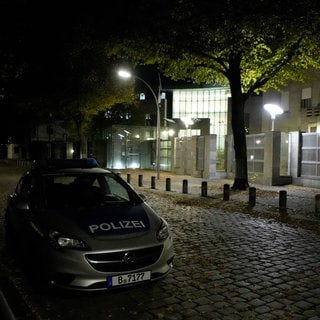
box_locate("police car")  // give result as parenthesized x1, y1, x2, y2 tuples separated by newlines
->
(5, 158, 174, 291)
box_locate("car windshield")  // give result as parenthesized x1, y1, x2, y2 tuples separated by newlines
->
(43, 173, 137, 209)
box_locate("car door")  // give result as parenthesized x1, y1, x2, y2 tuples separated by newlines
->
(7, 174, 41, 248)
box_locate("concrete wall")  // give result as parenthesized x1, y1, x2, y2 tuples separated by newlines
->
(172, 134, 217, 179)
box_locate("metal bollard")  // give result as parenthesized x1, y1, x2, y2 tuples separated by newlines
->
(127, 173, 131, 184)
(223, 184, 230, 201)
(182, 179, 188, 194)
(166, 178, 171, 191)
(138, 174, 143, 187)
(315, 194, 320, 216)
(201, 181, 208, 197)
(279, 190, 287, 215)
(151, 176, 156, 189)
(249, 187, 256, 207)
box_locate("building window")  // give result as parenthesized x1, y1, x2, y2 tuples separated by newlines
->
(308, 124, 317, 133)
(301, 87, 312, 109)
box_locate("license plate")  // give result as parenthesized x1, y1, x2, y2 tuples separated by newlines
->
(108, 271, 151, 287)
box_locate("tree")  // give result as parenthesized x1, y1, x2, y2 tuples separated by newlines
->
(0, 2, 136, 156)
(107, 0, 320, 189)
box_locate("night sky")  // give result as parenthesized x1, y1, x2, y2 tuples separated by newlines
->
(0, 1, 139, 143)
(0, 0, 181, 145)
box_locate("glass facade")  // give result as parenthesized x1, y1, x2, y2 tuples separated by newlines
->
(105, 87, 230, 172)
(105, 125, 172, 171)
(172, 87, 229, 155)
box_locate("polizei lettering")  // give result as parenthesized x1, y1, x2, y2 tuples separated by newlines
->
(89, 220, 146, 234)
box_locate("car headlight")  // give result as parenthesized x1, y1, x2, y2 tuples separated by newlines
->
(48, 230, 88, 250)
(156, 218, 170, 241)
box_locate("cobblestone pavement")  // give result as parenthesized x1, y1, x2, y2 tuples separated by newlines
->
(1, 166, 320, 319)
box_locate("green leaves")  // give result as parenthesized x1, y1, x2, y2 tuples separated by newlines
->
(106, 0, 320, 98)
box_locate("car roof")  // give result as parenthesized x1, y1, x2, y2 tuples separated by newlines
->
(30, 158, 112, 175)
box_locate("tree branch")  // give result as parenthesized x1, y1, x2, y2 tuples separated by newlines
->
(245, 36, 304, 98)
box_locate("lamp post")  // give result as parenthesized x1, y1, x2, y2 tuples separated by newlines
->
(118, 70, 162, 179)
(263, 104, 283, 131)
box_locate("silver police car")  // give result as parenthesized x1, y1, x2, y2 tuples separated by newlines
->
(5, 158, 174, 291)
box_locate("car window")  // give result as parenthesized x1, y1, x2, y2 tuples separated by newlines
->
(14, 174, 44, 210)
(103, 175, 131, 201)
(43, 173, 133, 209)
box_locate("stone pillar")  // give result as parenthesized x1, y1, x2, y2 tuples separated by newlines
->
(172, 137, 183, 175)
(288, 131, 301, 179)
(191, 136, 202, 177)
(203, 134, 217, 179)
(263, 131, 280, 185)
(263, 131, 292, 185)
(184, 137, 192, 175)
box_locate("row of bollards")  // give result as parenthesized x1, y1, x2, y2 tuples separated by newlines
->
(123, 173, 320, 216)
(126, 174, 204, 196)
(222, 183, 288, 214)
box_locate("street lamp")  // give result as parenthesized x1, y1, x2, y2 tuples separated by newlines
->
(118, 69, 162, 179)
(263, 104, 283, 131)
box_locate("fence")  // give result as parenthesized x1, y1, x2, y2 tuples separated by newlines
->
(247, 133, 265, 174)
(301, 132, 320, 177)
(6, 131, 320, 188)
(244, 131, 320, 188)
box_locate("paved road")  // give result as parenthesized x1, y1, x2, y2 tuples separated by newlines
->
(1, 167, 320, 319)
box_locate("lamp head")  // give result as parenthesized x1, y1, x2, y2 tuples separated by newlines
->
(118, 70, 132, 79)
(264, 104, 283, 119)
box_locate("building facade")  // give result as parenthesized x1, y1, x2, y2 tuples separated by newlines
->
(10, 70, 320, 187)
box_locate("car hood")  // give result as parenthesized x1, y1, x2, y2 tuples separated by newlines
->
(39, 203, 157, 237)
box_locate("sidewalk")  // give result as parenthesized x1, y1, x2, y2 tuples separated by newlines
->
(117, 169, 320, 232)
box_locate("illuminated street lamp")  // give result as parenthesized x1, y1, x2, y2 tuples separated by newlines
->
(263, 104, 283, 131)
(118, 69, 162, 179)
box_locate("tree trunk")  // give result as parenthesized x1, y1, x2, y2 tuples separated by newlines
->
(228, 57, 249, 190)
(80, 132, 88, 159)
(76, 118, 88, 159)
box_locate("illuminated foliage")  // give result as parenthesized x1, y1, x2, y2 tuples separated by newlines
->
(108, 0, 320, 189)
